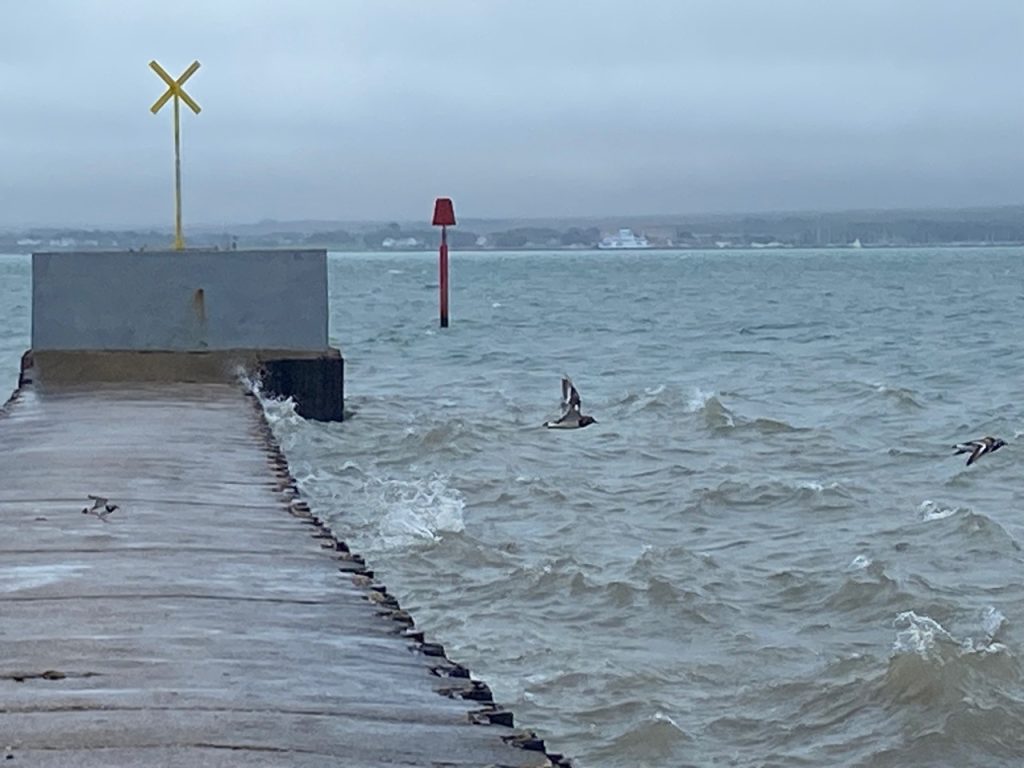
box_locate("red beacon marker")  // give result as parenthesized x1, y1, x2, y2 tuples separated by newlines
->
(431, 198, 456, 328)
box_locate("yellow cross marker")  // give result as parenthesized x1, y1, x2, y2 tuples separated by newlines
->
(150, 60, 201, 251)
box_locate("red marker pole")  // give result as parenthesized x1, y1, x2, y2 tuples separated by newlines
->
(439, 225, 449, 328)
(431, 197, 456, 329)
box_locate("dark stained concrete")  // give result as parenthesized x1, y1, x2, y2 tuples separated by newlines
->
(0, 383, 564, 766)
(260, 351, 344, 422)
(21, 349, 345, 421)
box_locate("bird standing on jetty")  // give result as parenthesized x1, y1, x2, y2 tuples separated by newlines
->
(82, 495, 119, 521)
(544, 375, 597, 429)
(953, 436, 1006, 466)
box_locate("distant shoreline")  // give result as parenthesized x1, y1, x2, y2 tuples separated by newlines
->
(4, 242, 1024, 257)
(6, 204, 1024, 254)
(318, 241, 1024, 253)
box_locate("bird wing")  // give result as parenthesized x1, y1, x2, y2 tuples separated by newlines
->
(966, 443, 986, 466)
(546, 410, 579, 428)
(954, 439, 983, 452)
(87, 494, 108, 509)
(546, 375, 586, 428)
(561, 376, 582, 410)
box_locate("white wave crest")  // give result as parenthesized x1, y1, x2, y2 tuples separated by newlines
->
(892, 611, 956, 656)
(981, 605, 1006, 638)
(652, 710, 686, 732)
(234, 366, 320, 494)
(236, 366, 304, 430)
(893, 609, 1007, 657)
(235, 365, 260, 395)
(797, 480, 846, 493)
(686, 387, 717, 412)
(261, 393, 303, 429)
(848, 554, 872, 570)
(918, 499, 959, 522)
(366, 473, 466, 548)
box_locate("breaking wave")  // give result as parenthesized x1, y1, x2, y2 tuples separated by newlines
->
(882, 610, 1016, 708)
(918, 499, 963, 521)
(361, 473, 466, 548)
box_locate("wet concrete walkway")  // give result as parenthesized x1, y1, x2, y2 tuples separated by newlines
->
(0, 383, 559, 767)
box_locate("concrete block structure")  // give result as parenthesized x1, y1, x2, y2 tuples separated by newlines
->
(24, 249, 344, 420)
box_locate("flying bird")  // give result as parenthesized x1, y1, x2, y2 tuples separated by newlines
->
(544, 375, 597, 429)
(953, 436, 1006, 466)
(82, 495, 119, 521)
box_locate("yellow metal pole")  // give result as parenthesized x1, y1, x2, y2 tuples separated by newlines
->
(173, 93, 184, 251)
(150, 60, 200, 251)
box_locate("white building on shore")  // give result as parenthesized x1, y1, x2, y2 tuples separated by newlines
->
(597, 228, 651, 249)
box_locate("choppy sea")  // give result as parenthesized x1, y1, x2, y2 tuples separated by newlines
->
(3, 247, 1024, 767)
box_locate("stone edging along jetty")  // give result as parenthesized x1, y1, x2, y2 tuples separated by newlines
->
(245, 389, 573, 767)
(0, 379, 572, 767)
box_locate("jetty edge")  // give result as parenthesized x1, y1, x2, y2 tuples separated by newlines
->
(0, 248, 572, 766)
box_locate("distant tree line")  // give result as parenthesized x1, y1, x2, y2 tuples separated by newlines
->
(290, 224, 602, 250)
(4, 210, 1024, 253)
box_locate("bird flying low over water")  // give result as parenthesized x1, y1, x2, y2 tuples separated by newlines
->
(544, 375, 597, 429)
(82, 494, 119, 521)
(953, 436, 1006, 466)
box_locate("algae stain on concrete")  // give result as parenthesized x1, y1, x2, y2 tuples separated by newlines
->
(191, 287, 209, 349)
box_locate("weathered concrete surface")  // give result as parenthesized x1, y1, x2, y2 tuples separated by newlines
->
(32, 250, 328, 351)
(28, 249, 345, 421)
(21, 349, 345, 422)
(0, 384, 561, 766)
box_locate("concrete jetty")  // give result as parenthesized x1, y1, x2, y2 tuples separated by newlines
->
(0, 250, 570, 766)
(29, 249, 344, 421)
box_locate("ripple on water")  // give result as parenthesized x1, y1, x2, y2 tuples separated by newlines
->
(690, 477, 858, 513)
(588, 710, 695, 766)
(234, 249, 1024, 767)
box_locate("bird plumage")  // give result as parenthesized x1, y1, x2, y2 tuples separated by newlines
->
(544, 375, 596, 429)
(953, 436, 1006, 466)
(82, 495, 119, 521)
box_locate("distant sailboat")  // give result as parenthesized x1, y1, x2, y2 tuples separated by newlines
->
(850, 238, 863, 249)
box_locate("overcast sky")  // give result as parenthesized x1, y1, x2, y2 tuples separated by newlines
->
(1, 1, 1022, 228)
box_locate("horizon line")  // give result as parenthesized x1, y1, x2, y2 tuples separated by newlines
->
(5, 200, 1024, 233)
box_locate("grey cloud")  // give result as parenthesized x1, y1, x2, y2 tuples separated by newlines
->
(2, 0, 1022, 228)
